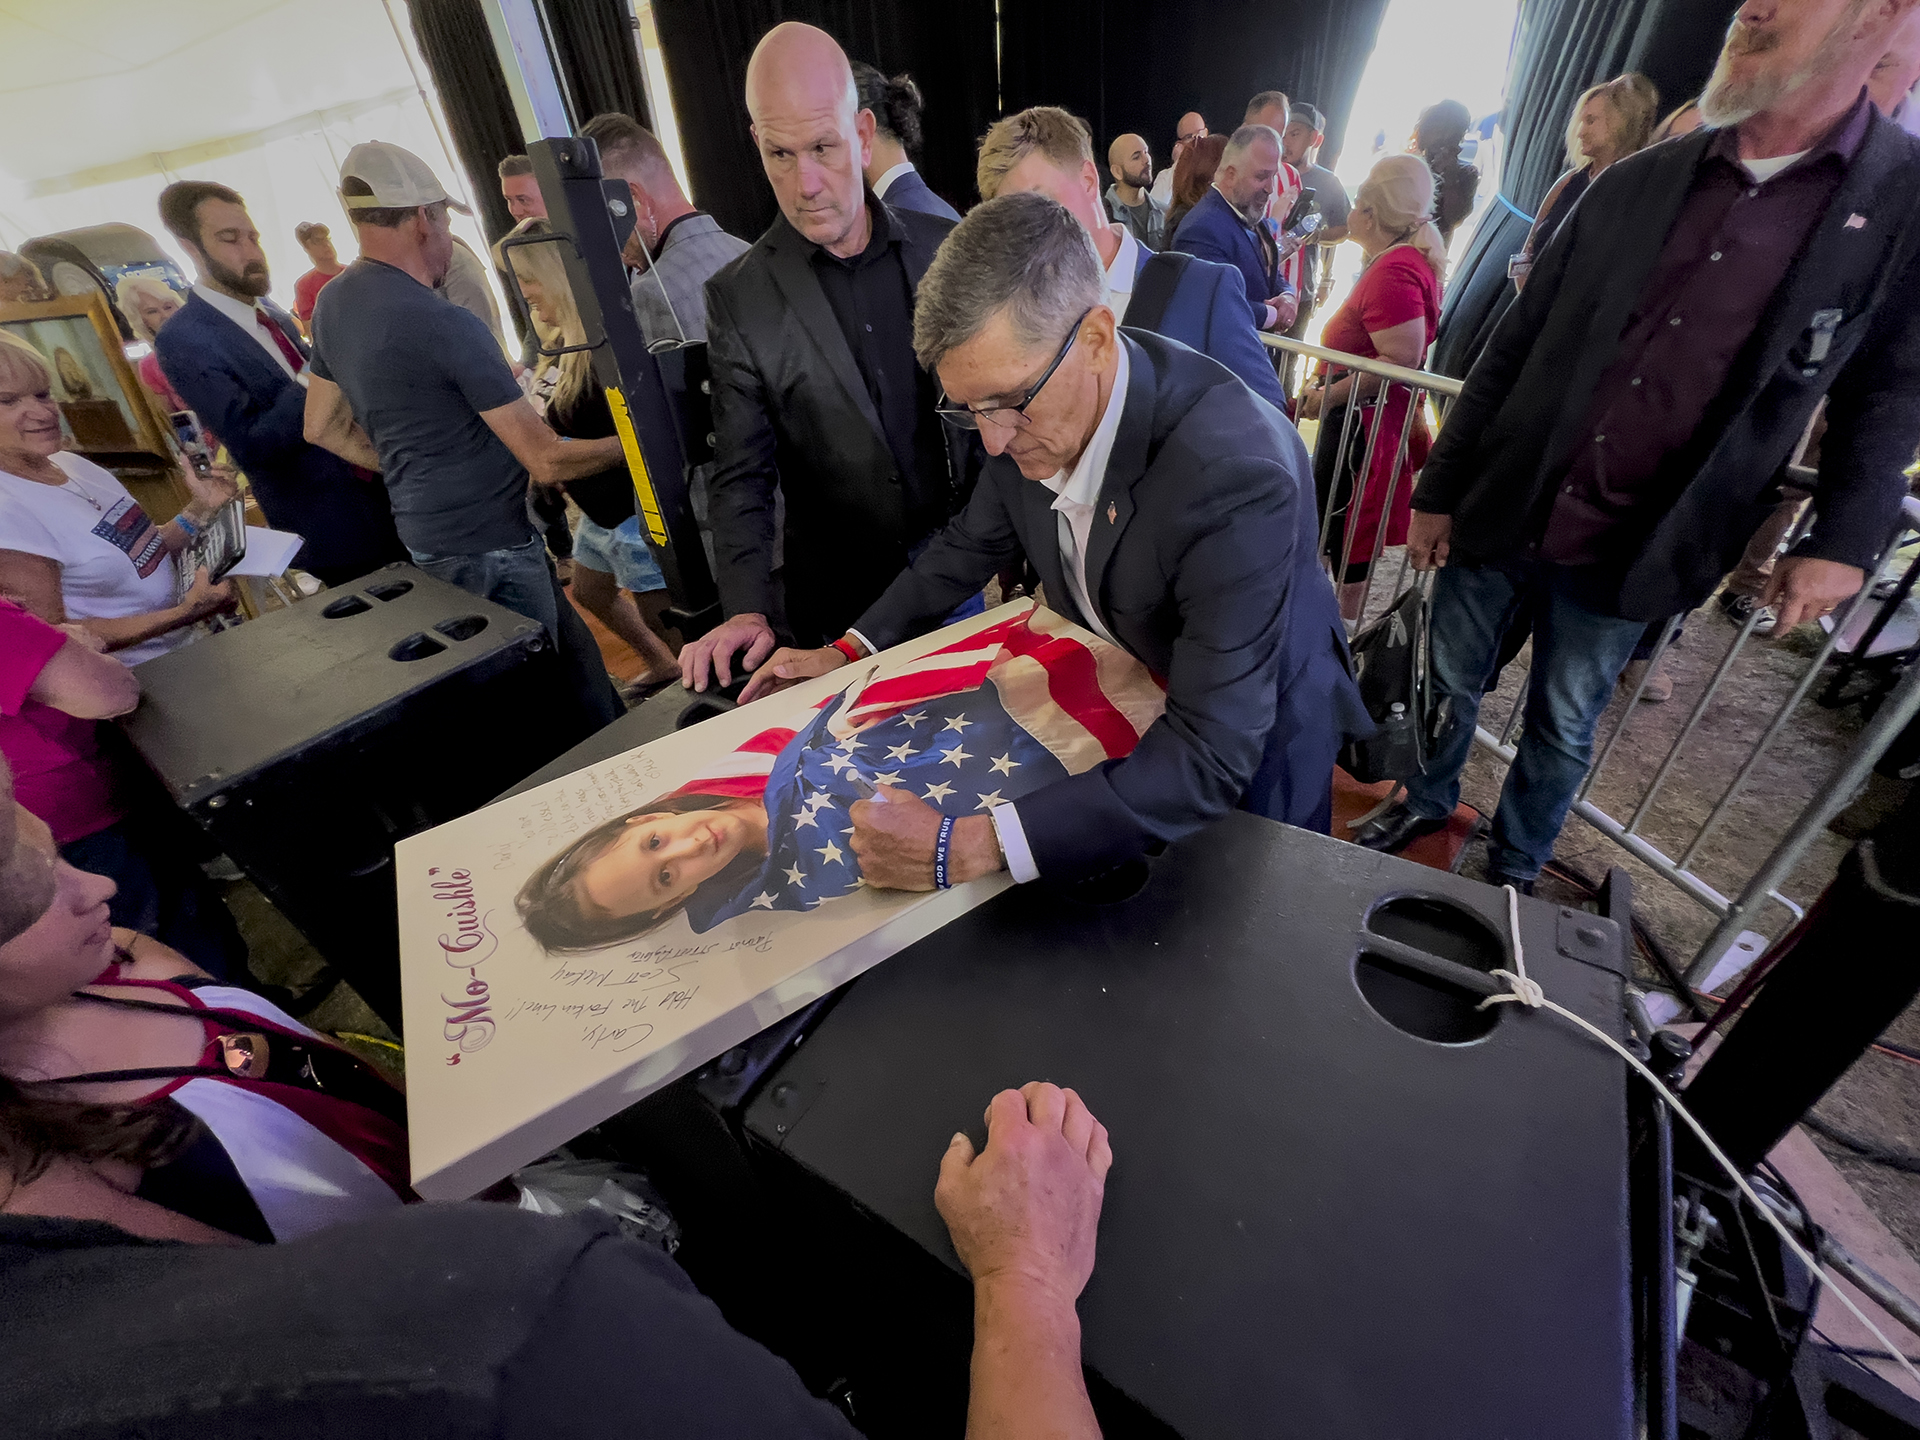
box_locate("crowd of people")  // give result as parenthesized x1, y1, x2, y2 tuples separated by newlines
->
(3, 0, 1920, 1430)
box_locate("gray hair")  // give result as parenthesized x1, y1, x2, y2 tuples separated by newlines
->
(1222, 123, 1282, 168)
(912, 192, 1103, 370)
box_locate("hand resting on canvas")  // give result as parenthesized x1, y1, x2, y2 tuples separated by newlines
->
(850, 786, 1004, 890)
(736, 641, 848, 703)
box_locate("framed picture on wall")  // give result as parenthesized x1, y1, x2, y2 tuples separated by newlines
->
(0, 291, 174, 463)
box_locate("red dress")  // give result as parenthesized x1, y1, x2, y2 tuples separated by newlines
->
(1315, 245, 1442, 576)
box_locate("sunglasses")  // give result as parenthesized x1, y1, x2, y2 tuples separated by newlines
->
(935, 309, 1093, 432)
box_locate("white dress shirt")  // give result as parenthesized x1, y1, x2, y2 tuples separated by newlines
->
(193, 284, 301, 382)
(1104, 225, 1140, 323)
(872, 161, 917, 200)
(986, 341, 1133, 883)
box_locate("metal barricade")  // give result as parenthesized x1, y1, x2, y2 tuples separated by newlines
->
(1260, 330, 1920, 989)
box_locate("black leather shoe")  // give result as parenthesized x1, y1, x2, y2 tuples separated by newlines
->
(1486, 871, 1536, 896)
(1351, 803, 1448, 853)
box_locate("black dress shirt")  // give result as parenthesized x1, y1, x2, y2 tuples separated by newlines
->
(809, 199, 948, 534)
(1541, 94, 1872, 566)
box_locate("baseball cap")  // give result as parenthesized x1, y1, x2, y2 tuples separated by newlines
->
(338, 141, 472, 214)
(1292, 104, 1326, 134)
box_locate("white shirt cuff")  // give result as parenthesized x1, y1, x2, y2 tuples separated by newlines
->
(989, 802, 1039, 884)
(844, 628, 876, 658)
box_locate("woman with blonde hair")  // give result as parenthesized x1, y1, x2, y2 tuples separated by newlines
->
(113, 275, 191, 418)
(0, 334, 235, 666)
(496, 219, 680, 695)
(1516, 74, 1660, 285)
(1299, 154, 1446, 619)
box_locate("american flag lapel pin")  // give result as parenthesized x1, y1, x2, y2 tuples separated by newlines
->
(1844, 213, 1867, 229)
(1106, 501, 1117, 524)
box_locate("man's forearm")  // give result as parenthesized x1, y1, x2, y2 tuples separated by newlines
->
(966, 1276, 1097, 1440)
(534, 434, 626, 485)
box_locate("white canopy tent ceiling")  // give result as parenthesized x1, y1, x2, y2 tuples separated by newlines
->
(0, 0, 501, 319)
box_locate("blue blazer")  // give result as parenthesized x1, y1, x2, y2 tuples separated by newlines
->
(878, 167, 961, 222)
(853, 331, 1370, 878)
(155, 293, 404, 582)
(1131, 243, 1287, 410)
(1171, 187, 1292, 314)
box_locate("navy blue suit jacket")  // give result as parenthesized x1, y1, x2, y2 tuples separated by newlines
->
(1132, 244, 1286, 410)
(879, 168, 961, 222)
(1171, 187, 1291, 315)
(853, 331, 1368, 879)
(155, 293, 404, 582)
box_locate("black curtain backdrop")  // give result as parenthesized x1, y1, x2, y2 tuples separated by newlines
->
(548, 0, 654, 130)
(1431, 0, 1736, 377)
(406, 0, 653, 249)
(650, 0, 999, 241)
(998, 0, 1390, 175)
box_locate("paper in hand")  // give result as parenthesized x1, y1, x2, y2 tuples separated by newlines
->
(225, 526, 305, 578)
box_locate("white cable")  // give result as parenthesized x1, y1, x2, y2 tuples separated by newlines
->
(1478, 884, 1920, 1391)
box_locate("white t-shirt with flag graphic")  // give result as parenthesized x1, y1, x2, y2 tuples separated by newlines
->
(0, 451, 189, 665)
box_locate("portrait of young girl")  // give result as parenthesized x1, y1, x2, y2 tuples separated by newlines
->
(514, 608, 1167, 955)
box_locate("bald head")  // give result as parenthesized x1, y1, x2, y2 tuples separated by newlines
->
(745, 22, 875, 255)
(1107, 133, 1152, 192)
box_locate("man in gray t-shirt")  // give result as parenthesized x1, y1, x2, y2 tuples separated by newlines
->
(304, 141, 623, 727)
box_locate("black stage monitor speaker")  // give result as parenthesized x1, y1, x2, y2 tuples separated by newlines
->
(122, 565, 598, 1028)
(729, 817, 1640, 1439)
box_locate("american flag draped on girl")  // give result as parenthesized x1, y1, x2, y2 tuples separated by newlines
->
(516, 607, 1165, 954)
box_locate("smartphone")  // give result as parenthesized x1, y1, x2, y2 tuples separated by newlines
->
(1281, 188, 1317, 233)
(169, 410, 215, 476)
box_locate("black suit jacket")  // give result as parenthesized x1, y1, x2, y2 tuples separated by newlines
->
(1415, 108, 1920, 620)
(155, 293, 404, 583)
(704, 205, 975, 645)
(854, 332, 1368, 879)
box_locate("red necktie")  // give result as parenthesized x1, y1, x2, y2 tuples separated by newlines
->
(255, 307, 305, 376)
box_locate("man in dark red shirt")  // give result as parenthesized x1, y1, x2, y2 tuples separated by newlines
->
(1357, 0, 1920, 889)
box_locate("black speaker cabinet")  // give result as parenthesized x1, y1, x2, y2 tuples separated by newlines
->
(725, 817, 1639, 1439)
(121, 565, 595, 1028)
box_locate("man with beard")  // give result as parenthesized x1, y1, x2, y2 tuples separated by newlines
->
(1353, 0, 1920, 895)
(1168, 124, 1298, 335)
(301, 144, 622, 731)
(1105, 134, 1165, 250)
(154, 181, 405, 586)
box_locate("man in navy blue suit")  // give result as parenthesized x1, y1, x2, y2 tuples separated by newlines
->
(854, 62, 962, 221)
(154, 181, 404, 587)
(738, 193, 1367, 892)
(1169, 124, 1299, 338)
(975, 107, 1286, 411)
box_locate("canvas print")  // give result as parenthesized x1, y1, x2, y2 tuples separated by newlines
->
(397, 602, 1166, 1199)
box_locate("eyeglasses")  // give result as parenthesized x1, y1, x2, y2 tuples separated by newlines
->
(935, 309, 1092, 432)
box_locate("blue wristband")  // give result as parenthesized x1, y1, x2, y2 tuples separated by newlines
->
(933, 814, 957, 890)
(174, 512, 200, 540)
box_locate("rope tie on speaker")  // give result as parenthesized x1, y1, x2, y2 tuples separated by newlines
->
(1478, 885, 1543, 1011)
(1479, 883, 1920, 1388)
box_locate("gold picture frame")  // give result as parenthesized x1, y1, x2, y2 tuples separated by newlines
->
(0, 290, 175, 464)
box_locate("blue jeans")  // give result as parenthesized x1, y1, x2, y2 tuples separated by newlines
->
(1404, 561, 1648, 882)
(407, 535, 621, 728)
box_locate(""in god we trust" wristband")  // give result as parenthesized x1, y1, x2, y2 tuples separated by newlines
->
(933, 814, 957, 890)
